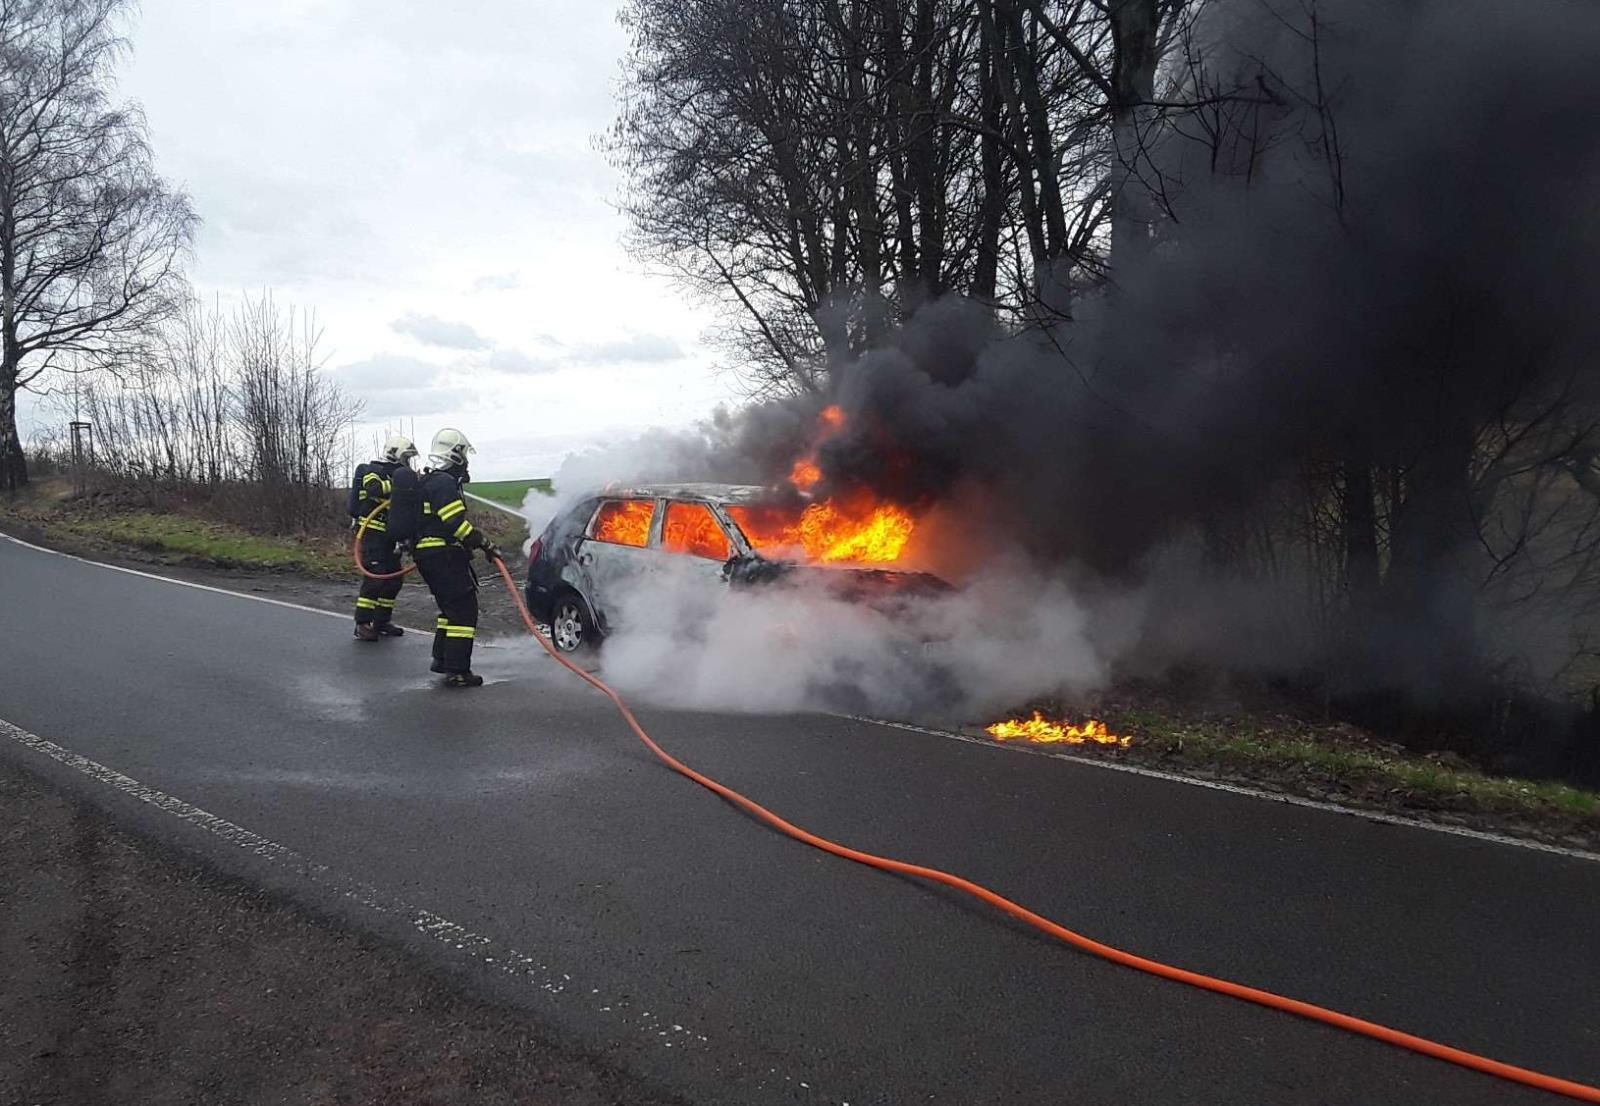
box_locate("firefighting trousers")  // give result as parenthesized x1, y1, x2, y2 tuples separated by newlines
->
(416, 547, 478, 673)
(355, 535, 404, 625)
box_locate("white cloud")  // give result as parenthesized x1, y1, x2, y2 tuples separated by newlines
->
(362, 385, 477, 418)
(335, 352, 444, 390)
(64, 0, 743, 479)
(472, 271, 522, 292)
(573, 332, 685, 364)
(391, 311, 491, 351)
(488, 347, 554, 375)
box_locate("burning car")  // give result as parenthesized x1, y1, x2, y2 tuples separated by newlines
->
(524, 483, 950, 653)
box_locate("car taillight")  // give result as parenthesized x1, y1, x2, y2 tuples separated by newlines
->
(527, 538, 543, 563)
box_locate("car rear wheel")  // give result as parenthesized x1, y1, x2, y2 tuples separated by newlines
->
(550, 592, 598, 654)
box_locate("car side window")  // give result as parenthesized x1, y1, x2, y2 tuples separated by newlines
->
(589, 499, 655, 547)
(661, 501, 731, 561)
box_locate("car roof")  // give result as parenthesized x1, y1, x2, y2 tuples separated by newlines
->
(593, 482, 771, 504)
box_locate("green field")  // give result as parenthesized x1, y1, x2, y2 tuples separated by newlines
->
(469, 478, 553, 507)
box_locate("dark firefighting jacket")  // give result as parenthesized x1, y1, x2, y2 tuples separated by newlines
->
(414, 466, 485, 554)
(347, 460, 407, 538)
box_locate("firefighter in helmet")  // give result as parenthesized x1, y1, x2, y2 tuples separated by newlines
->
(412, 428, 500, 687)
(349, 433, 419, 640)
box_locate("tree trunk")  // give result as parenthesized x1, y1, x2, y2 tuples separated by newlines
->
(1382, 420, 1480, 696)
(1342, 457, 1379, 612)
(1, 170, 22, 493)
(0, 366, 26, 493)
(845, 0, 882, 343)
(973, 0, 1004, 304)
(992, 0, 1072, 322)
(910, 0, 942, 305)
(1107, 0, 1160, 270)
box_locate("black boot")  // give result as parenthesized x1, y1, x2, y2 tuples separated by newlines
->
(376, 623, 405, 637)
(354, 623, 380, 642)
(441, 671, 484, 688)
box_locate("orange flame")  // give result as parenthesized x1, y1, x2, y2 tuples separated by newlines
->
(743, 402, 918, 564)
(800, 498, 915, 563)
(790, 458, 823, 492)
(985, 713, 1132, 748)
(728, 497, 914, 564)
(788, 405, 846, 495)
(592, 498, 654, 547)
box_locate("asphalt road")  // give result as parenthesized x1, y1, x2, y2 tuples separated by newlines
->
(2, 533, 1596, 1106)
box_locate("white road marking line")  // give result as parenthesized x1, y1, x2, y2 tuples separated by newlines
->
(0, 528, 441, 638)
(848, 715, 1600, 864)
(8, 526, 1590, 864)
(0, 715, 711, 1055)
(1, 528, 353, 621)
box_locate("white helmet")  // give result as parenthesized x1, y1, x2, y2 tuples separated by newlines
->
(428, 427, 476, 469)
(379, 433, 418, 465)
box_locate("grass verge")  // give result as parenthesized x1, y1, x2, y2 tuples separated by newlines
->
(1, 480, 348, 577)
(73, 511, 347, 575)
(2, 478, 528, 580)
(1133, 710, 1596, 814)
(992, 701, 1600, 848)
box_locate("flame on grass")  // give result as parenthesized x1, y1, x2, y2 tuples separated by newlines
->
(985, 712, 1132, 748)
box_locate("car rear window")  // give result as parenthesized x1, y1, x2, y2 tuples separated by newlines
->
(589, 499, 654, 547)
(661, 501, 730, 561)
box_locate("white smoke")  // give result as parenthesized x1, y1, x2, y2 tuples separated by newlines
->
(519, 417, 759, 553)
(510, 416, 1162, 721)
(587, 554, 1138, 721)
(518, 483, 561, 550)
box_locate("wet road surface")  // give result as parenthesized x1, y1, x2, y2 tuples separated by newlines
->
(2, 534, 1596, 1105)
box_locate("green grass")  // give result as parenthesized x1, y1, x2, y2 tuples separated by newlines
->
(1117, 708, 1600, 824)
(0, 477, 532, 575)
(470, 478, 553, 507)
(55, 510, 348, 577)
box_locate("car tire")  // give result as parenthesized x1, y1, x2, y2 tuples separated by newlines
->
(549, 590, 599, 654)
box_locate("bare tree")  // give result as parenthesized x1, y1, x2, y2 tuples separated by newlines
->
(612, 0, 1213, 390)
(231, 293, 357, 532)
(0, 0, 194, 492)
(65, 291, 360, 532)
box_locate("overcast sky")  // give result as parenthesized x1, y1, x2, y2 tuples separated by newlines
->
(21, 0, 739, 479)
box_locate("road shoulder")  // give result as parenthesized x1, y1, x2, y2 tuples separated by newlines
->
(0, 756, 689, 1106)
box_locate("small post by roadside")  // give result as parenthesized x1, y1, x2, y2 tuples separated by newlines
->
(69, 419, 94, 496)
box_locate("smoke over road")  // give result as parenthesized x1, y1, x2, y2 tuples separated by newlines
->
(594, 556, 1132, 719)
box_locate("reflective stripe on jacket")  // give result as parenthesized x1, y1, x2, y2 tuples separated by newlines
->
(348, 460, 404, 532)
(415, 468, 482, 552)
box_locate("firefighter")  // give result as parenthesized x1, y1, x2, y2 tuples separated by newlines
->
(414, 428, 500, 688)
(349, 433, 419, 641)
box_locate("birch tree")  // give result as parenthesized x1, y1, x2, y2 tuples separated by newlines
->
(0, 0, 194, 491)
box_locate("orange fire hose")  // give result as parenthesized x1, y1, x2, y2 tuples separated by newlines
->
(353, 516, 1599, 1101)
(353, 502, 416, 580)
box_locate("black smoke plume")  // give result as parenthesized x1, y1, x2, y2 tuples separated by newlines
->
(760, 0, 1600, 770)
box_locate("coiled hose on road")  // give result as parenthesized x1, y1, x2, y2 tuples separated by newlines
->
(353, 510, 1599, 1102)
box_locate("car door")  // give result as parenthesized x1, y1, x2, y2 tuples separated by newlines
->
(658, 499, 736, 586)
(529, 496, 599, 617)
(574, 497, 660, 633)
